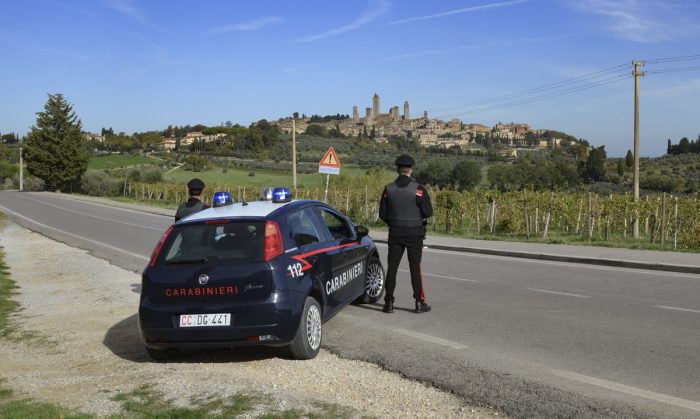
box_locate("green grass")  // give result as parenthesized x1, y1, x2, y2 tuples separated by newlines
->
(0, 218, 19, 339)
(0, 382, 91, 419)
(88, 154, 159, 170)
(164, 165, 387, 189)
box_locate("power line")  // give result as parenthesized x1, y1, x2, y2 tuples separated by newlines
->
(435, 73, 632, 117)
(645, 54, 700, 65)
(646, 65, 700, 75)
(430, 62, 631, 113)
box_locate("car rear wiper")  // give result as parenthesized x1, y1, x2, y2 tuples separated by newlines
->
(165, 257, 208, 265)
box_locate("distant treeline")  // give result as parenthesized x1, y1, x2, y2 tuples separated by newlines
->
(667, 136, 700, 155)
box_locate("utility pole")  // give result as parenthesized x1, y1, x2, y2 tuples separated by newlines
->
(292, 118, 297, 189)
(19, 141, 24, 191)
(633, 61, 644, 238)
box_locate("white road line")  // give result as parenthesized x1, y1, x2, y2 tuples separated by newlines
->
(526, 288, 590, 298)
(0, 204, 150, 261)
(654, 305, 700, 314)
(393, 328, 468, 350)
(398, 268, 480, 283)
(417, 246, 700, 280)
(552, 369, 700, 412)
(19, 195, 163, 231)
(34, 192, 171, 218)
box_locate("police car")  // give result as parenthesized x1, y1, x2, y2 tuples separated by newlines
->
(139, 188, 385, 360)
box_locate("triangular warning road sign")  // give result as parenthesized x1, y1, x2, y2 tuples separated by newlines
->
(319, 147, 341, 168)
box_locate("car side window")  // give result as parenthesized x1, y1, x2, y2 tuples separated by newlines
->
(318, 209, 353, 240)
(286, 209, 322, 247)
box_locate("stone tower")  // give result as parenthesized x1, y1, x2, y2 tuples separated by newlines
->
(352, 106, 359, 123)
(365, 107, 373, 126)
(373, 93, 380, 118)
(391, 106, 400, 123)
(403, 101, 409, 120)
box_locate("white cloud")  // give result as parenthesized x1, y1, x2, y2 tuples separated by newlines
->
(209, 16, 284, 34)
(385, 0, 529, 25)
(292, 0, 390, 43)
(568, 0, 700, 42)
(101, 0, 147, 23)
(384, 34, 575, 61)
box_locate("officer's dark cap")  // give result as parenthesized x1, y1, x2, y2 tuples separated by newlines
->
(394, 154, 415, 167)
(187, 178, 205, 192)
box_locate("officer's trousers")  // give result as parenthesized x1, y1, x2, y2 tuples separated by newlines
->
(384, 235, 426, 303)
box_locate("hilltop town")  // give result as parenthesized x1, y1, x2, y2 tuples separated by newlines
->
(79, 93, 581, 158)
(273, 93, 579, 156)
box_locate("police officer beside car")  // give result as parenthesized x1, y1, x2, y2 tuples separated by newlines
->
(379, 155, 433, 314)
(175, 178, 210, 222)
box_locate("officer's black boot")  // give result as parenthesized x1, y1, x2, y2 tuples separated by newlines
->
(382, 300, 394, 313)
(415, 300, 431, 314)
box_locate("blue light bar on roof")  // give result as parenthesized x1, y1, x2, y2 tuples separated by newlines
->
(272, 187, 292, 203)
(212, 191, 233, 207)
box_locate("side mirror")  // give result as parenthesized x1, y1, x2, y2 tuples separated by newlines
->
(355, 225, 369, 238)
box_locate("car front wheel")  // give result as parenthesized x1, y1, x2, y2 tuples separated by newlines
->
(356, 256, 385, 304)
(288, 297, 322, 360)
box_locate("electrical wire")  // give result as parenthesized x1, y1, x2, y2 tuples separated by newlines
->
(437, 74, 632, 117)
(426, 56, 698, 119)
(646, 65, 700, 75)
(645, 54, 700, 65)
(430, 62, 631, 113)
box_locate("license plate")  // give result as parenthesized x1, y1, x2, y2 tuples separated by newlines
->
(179, 313, 231, 327)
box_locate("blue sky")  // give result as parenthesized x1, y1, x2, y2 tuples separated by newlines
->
(1, 0, 700, 156)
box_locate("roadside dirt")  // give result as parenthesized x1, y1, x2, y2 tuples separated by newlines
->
(0, 222, 497, 418)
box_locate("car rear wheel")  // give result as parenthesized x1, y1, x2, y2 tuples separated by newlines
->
(288, 297, 322, 360)
(145, 346, 180, 361)
(356, 256, 385, 304)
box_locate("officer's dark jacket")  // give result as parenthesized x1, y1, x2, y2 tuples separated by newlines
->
(379, 175, 433, 237)
(175, 198, 209, 222)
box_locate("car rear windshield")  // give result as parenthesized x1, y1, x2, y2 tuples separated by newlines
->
(158, 221, 266, 265)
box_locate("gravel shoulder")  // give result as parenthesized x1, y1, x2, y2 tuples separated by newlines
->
(0, 221, 498, 418)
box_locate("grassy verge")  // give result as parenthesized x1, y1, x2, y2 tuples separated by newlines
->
(108, 384, 362, 419)
(0, 382, 92, 419)
(0, 213, 21, 340)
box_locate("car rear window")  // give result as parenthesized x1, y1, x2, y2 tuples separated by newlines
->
(158, 221, 265, 265)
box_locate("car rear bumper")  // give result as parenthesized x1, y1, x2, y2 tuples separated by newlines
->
(138, 289, 303, 349)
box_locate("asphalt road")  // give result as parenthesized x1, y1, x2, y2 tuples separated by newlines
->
(1, 191, 699, 419)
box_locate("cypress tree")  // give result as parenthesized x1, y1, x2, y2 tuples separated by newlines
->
(24, 93, 89, 191)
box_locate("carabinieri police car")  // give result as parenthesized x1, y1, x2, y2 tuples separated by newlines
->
(139, 188, 385, 360)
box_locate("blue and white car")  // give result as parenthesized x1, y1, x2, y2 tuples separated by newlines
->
(139, 188, 385, 360)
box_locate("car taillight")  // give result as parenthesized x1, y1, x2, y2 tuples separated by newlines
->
(149, 226, 174, 267)
(264, 220, 284, 261)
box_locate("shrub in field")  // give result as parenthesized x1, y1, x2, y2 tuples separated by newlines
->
(142, 169, 164, 184)
(80, 171, 122, 196)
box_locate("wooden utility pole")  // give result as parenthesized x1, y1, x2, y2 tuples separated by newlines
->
(19, 142, 24, 191)
(633, 60, 644, 238)
(292, 118, 297, 189)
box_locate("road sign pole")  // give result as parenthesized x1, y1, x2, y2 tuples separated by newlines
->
(323, 174, 330, 203)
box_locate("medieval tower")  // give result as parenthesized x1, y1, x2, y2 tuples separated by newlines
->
(373, 93, 380, 118)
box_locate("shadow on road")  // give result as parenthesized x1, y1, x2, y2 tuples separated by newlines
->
(103, 314, 286, 363)
(353, 302, 416, 314)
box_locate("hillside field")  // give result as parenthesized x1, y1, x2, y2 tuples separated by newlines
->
(88, 154, 160, 170)
(164, 165, 395, 189)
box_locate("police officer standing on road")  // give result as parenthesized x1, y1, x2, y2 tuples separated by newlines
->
(175, 178, 209, 222)
(379, 155, 433, 314)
